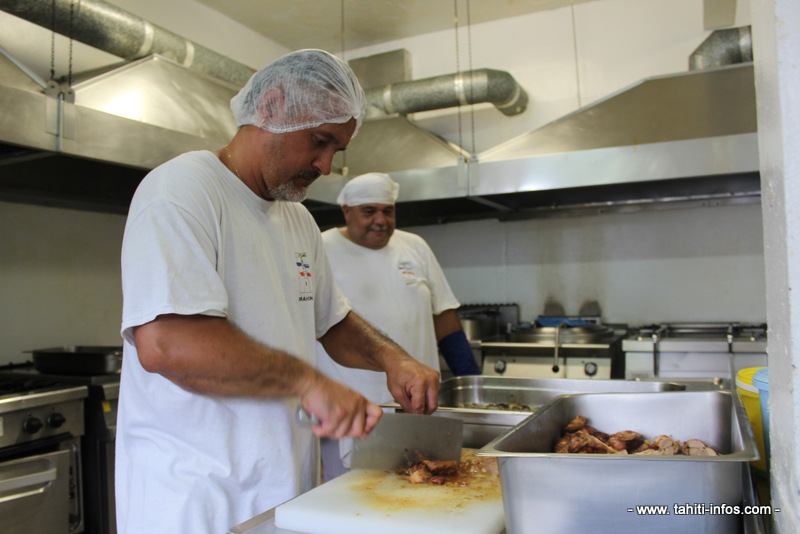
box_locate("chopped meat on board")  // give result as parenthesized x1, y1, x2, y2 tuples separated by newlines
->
(402, 450, 498, 485)
(554, 416, 721, 456)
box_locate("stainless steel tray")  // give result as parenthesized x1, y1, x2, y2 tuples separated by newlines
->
(31, 346, 123, 375)
(478, 390, 758, 533)
(437, 376, 686, 409)
(387, 376, 687, 448)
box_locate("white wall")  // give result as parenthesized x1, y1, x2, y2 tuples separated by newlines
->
(414, 203, 765, 324)
(0, 202, 127, 364)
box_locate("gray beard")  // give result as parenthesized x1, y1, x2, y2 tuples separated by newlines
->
(268, 181, 308, 202)
(267, 172, 318, 202)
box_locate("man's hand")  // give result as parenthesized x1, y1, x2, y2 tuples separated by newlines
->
(319, 311, 441, 415)
(300, 375, 383, 439)
(383, 353, 440, 414)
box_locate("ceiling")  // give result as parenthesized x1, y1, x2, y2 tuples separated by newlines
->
(192, 0, 597, 52)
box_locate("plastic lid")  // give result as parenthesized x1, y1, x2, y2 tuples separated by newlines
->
(752, 367, 769, 389)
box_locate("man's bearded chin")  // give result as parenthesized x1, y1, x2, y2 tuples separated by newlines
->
(268, 171, 319, 202)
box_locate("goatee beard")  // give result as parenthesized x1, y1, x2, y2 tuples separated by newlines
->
(267, 171, 319, 202)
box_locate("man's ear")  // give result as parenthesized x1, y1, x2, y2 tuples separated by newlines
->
(257, 87, 286, 124)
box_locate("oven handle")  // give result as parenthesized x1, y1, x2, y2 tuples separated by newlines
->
(69, 439, 84, 531)
(0, 465, 57, 504)
(552, 322, 565, 373)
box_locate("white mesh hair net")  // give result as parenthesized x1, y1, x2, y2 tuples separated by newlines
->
(230, 49, 367, 137)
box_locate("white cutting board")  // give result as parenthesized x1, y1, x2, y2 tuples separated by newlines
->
(275, 462, 504, 534)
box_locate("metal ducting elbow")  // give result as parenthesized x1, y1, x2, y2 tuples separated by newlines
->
(689, 25, 752, 70)
(0, 0, 255, 86)
(365, 68, 528, 117)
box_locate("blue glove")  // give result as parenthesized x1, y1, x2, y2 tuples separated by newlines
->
(438, 330, 481, 376)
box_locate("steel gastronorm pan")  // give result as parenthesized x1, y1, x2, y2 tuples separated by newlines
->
(386, 377, 691, 448)
(31, 346, 122, 375)
(426, 376, 686, 447)
(478, 390, 758, 534)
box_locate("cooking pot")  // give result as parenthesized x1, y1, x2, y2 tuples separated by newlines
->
(31, 346, 122, 375)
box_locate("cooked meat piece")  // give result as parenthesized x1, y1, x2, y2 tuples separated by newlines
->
(650, 435, 680, 455)
(681, 439, 719, 456)
(582, 432, 627, 454)
(430, 476, 446, 485)
(556, 416, 722, 457)
(584, 425, 610, 441)
(556, 429, 625, 454)
(421, 460, 458, 475)
(606, 437, 628, 451)
(608, 430, 645, 453)
(555, 435, 572, 453)
(407, 466, 432, 484)
(564, 415, 588, 433)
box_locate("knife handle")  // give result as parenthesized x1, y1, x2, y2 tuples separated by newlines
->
(295, 406, 321, 427)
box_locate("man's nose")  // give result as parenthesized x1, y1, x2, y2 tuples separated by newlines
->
(372, 210, 388, 225)
(313, 150, 336, 176)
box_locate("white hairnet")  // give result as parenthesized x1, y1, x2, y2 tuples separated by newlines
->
(337, 173, 400, 206)
(230, 49, 367, 137)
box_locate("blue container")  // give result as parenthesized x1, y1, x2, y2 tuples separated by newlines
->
(752, 367, 770, 468)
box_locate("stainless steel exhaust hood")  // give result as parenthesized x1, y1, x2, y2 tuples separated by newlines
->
(0, 51, 239, 212)
(0, 0, 759, 225)
(310, 61, 759, 228)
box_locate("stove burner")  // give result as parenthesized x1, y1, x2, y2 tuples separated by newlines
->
(0, 375, 63, 396)
(511, 323, 615, 344)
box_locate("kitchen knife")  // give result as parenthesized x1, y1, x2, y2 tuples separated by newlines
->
(350, 412, 463, 471)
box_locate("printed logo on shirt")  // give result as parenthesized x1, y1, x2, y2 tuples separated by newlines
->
(398, 261, 420, 285)
(296, 252, 313, 301)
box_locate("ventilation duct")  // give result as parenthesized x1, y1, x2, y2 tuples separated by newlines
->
(0, 0, 255, 86)
(689, 25, 753, 70)
(365, 69, 528, 117)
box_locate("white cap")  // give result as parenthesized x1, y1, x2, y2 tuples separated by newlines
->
(336, 173, 400, 206)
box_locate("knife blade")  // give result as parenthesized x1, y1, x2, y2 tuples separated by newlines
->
(350, 412, 463, 471)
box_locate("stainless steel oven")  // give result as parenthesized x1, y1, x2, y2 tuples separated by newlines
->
(0, 365, 119, 534)
(623, 322, 768, 379)
(0, 377, 87, 533)
(480, 319, 626, 379)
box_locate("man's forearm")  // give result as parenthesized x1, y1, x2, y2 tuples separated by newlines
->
(134, 314, 320, 398)
(318, 311, 403, 371)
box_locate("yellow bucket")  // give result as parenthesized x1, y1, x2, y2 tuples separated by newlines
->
(736, 367, 767, 473)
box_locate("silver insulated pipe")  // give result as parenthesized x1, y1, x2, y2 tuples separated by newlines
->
(689, 25, 752, 70)
(1, 0, 528, 118)
(366, 68, 528, 117)
(0, 0, 256, 86)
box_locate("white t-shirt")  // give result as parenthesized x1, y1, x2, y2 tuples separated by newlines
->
(117, 151, 349, 534)
(316, 228, 459, 405)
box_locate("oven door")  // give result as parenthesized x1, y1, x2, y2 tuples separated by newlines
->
(0, 448, 70, 534)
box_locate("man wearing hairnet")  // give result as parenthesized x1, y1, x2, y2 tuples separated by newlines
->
(117, 50, 439, 534)
(317, 172, 481, 480)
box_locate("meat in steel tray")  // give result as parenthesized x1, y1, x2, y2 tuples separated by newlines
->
(275, 450, 504, 534)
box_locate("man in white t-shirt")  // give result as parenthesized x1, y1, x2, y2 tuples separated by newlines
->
(316, 172, 480, 480)
(117, 51, 439, 534)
